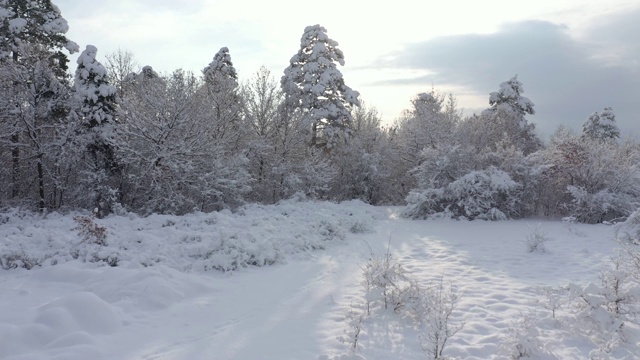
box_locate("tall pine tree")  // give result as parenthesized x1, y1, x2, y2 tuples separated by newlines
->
(0, 0, 77, 206)
(281, 24, 360, 148)
(73, 44, 119, 216)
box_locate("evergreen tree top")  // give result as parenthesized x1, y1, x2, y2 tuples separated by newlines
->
(485, 75, 535, 117)
(0, 0, 79, 60)
(582, 106, 620, 141)
(203, 46, 237, 81)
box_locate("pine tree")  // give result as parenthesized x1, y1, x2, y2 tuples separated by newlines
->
(0, 0, 78, 201)
(484, 75, 535, 118)
(0, 44, 72, 210)
(203, 46, 243, 145)
(73, 44, 119, 216)
(582, 107, 620, 141)
(281, 24, 360, 148)
(477, 75, 541, 155)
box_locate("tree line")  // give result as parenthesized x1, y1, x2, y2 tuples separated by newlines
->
(1, 0, 638, 223)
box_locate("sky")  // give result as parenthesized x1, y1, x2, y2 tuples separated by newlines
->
(55, 0, 640, 138)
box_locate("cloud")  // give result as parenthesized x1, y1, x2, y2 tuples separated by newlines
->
(375, 11, 640, 138)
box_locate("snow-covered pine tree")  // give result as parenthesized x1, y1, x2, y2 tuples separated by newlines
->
(0, 0, 78, 201)
(582, 107, 620, 142)
(478, 75, 541, 155)
(0, 44, 72, 210)
(0, 0, 79, 69)
(73, 45, 120, 216)
(202, 46, 244, 147)
(281, 24, 360, 148)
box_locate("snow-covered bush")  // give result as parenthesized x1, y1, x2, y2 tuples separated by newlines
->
(615, 209, 640, 245)
(0, 250, 40, 270)
(0, 199, 377, 272)
(448, 168, 520, 220)
(361, 243, 419, 313)
(348, 243, 463, 359)
(404, 167, 521, 220)
(561, 250, 640, 357)
(499, 312, 547, 359)
(73, 213, 107, 246)
(566, 186, 629, 225)
(524, 223, 549, 254)
(416, 277, 465, 360)
(542, 129, 640, 223)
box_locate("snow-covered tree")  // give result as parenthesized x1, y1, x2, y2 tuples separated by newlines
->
(73, 45, 120, 216)
(0, 0, 78, 67)
(391, 91, 461, 200)
(241, 66, 285, 203)
(541, 127, 640, 223)
(104, 48, 138, 99)
(119, 68, 251, 214)
(582, 107, 620, 142)
(281, 24, 360, 148)
(470, 75, 541, 155)
(202, 46, 244, 148)
(75, 45, 117, 129)
(484, 75, 535, 118)
(0, 44, 73, 210)
(331, 103, 395, 204)
(0, 0, 78, 201)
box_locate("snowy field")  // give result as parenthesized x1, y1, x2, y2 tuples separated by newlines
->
(1, 200, 638, 359)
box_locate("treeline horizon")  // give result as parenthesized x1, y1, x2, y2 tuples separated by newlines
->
(1, 1, 638, 224)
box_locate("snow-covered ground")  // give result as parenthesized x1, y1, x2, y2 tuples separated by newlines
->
(0, 200, 637, 359)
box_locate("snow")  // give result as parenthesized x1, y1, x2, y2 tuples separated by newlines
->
(1, 201, 638, 359)
(8, 18, 27, 34)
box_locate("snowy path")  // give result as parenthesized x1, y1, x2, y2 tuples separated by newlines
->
(0, 206, 620, 359)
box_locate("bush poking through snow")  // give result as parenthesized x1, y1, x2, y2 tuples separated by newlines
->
(73, 213, 107, 246)
(361, 240, 420, 313)
(340, 305, 367, 353)
(348, 241, 463, 359)
(525, 223, 549, 253)
(559, 248, 640, 356)
(0, 250, 39, 270)
(2, 200, 377, 273)
(416, 276, 465, 360)
(499, 312, 547, 359)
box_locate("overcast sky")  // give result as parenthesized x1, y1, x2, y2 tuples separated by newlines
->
(56, 0, 639, 138)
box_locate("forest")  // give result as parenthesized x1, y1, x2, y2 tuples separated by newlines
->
(1, 0, 639, 224)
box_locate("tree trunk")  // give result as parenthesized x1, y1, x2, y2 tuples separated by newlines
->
(37, 153, 45, 211)
(11, 134, 20, 198)
(11, 50, 20, 199)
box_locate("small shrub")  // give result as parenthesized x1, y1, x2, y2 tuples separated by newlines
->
(560, 250, 640, 356)
(0, 251, 39, 270)
(361, 242, 419, 313)
(349, 220, 373, 234)
(352, 241, 463, 360)
(615, 209, 640, 245)
(318, 220, 346, 241)
(525, 223, 550, 253)
(499, 312, 546, 359)
(73, 213, 108, 246)
(416, 276, 465, 360)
